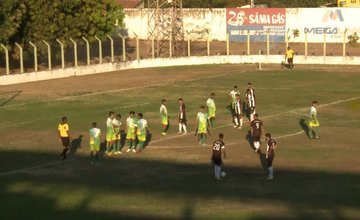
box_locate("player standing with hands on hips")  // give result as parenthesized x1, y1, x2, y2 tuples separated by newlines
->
(58, 116, 71, 160)
(212, 133, 226, 180)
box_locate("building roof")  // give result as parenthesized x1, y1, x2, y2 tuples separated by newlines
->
(115, 0, 143, 8)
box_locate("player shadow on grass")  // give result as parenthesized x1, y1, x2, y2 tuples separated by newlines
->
(245, 131, 267, 171)
(299, 119, 310, 138)
(69, 135, 83, 156)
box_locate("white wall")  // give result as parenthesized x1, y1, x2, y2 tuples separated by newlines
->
(124, 8, 360, 43)
(2, 55, 360, 85)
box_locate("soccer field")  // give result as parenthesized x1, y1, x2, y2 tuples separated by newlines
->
(0, 64, 360, 220)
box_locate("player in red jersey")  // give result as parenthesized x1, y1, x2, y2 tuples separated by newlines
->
(250, 113, 265, 153)
(265, 133, 277, 180)
(212, 133, 226, 180)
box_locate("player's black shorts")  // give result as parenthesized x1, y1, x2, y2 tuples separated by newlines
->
(61, 137, 70, 147)
(266, 156, 274, 167)
(179, 117, 187, 124)
(288, 58, 293, 63)
(212, 157, 222, 166)
(252, 136, 260, 142)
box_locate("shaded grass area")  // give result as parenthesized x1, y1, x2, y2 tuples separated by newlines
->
(0, 152, 360, 220)
(0, 66, 360, 219)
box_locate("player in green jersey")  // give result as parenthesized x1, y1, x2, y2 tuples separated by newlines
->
(135, 113, 148, 153)
(160, 99, 169, 135)
(126, 111, 137, 153)
(196, 106, 210, 146)
(105, 111, 115, 156)
(207, 93, 216, 128)
(89, 122, 101, 164)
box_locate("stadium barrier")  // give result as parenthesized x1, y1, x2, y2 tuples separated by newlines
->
(1, 33, 360, 85)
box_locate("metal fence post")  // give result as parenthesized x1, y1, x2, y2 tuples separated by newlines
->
(0, 44, 10, 75)
(118, 34, 126, 62)
(133, 33, 139, 61)
(107, 35, 114, 63)
(207, 36, 210, 56)
(305, 32, 308, 58)
(43, 40, 52, 70)
(29, 41, 38, 72)
(323, 33, 326, 57)
(95, 36, 102, 64)
(56, 39, 65, 69)
(169, 39, 172, 58)
(343, 29, 347, 57)
(70, 38, 78, 67)
(187, 37, 191, 57)
(151, 37, 155, 59)
(226, 33, 230, 56)
(247, 30, 250, 55)
(267, 29, 270, 56)
(82, 37, 90, 65)
(286, 28, 290, 48)
(15, 43, 24, 74)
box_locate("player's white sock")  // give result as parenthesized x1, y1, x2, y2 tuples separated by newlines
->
(234, 117, 239, 126)
(215, 165, 221, 179)
(254, 141, 260, 150)
(178, 123, 182, 133)
(268, 166, 273, 178)
(182, 124, 187, 133)
(240, 118, 243, 127)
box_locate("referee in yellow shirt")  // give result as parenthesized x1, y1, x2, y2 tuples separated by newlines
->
(285, 46, 295, 69)
(58, 116, 71, 160)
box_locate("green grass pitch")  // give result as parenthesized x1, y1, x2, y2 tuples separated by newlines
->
(0, 64, 360, 220)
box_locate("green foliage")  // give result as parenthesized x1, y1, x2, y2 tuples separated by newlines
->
(348, 32, 359, 46)
(0, 0, 26, 44)
(183, 0, 336, 8)
(0, 0, 124, 46)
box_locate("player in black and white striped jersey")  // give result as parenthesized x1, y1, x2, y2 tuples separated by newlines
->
(246, 83, 256, 121)
(233, 94, 243, 129)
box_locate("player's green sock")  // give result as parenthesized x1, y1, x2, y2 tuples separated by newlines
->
(138, 142, 144, 151)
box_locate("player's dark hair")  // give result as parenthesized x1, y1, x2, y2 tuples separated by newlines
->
(265, 133, 271, 138)
(254, 113, 259, 118)
(248, 82, 252, 85)
(109, 111, 114, 116)
(138, 113, 143, 118)
(178, 98, 183, 101)
(219, 133, 224, 139)
(235, 93, 240, 97)
(200, 105, 205, 109)
(234, 85, 238, 89)
(62, 116, 67, 122)
(116, 114, 121, 118)
(211, 93, 215, 96)
(92, 122, 97, 127)
(162, 99, 166, 103)
(129, 111, 135, 115)
(312, 101, 318, 104)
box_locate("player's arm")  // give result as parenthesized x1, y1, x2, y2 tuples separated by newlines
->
(250, 126, 254, 136)
(66, 125, 71, 140)
(221, 146, 226, 160)
(261, 125, 265, 139)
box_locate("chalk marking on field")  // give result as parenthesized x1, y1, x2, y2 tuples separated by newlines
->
(149, 96, 360, 145)
(0, 159, 73, 177)
(0, 96, 359, 177)
(2, 72, 233, 108)
(0, 102, 150, 129)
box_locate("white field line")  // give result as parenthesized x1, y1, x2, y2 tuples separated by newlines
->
(0, 102, 150, 130)
(0, 96, 359, 177)
(2, 73, 231, 108)
(147, 96, 360, 145)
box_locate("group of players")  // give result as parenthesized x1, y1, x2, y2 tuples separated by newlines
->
(59, 82, 323, 180)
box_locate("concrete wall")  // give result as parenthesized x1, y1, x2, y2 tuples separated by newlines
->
(1, 55, 360, 85)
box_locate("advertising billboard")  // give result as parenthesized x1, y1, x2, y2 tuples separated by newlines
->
(226, 8, 286, 42)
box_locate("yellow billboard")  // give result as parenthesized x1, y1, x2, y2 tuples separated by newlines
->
(338, 0, 360, 7)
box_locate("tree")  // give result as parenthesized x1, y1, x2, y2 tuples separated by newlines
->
(22, 0, 124, 45)
(0, 0, 26, 44)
